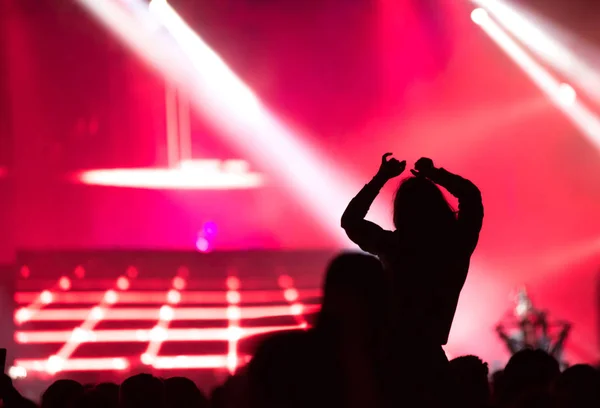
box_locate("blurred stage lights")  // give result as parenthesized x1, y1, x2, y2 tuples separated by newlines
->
(471, 8, 489, 25)
(557, 83, 577, 106)
(470, 6, 600, 148)
(8, 366, 27, 380)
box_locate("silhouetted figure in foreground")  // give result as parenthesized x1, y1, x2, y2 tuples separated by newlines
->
(449, 355, 491, 408)
(341, 155, 483, 404)
(498, 349, 560, 408)
(42, 380, 84, 408)
(246, 252, 386, 408)
(0, 374, 38, 408)
(164, 377, 209, 408)
(553, 364, 600, 408)
(312, 252, 387, 408)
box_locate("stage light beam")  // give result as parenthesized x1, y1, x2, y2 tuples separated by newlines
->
(471, 9, 600, 148)
(146, 0, 391, 243)
(471, 0, 600, 106)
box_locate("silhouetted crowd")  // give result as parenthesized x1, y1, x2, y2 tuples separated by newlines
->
(1, 156, 599, 407)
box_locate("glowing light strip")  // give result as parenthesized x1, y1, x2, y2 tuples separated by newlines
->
(77, 0, 390, 235)
(79, 164, 264, 190)
(49, 276, 132, 373)
(226, 276, 241, 374)
(14, 358, 129, 372)
(15, 289, 321, 304)
(472, 9, 600, 147)
(76, 0, 188, 84)
(152, 355, 251, 369)
(277, 274, 308, 329)
(18, 277, 323, 291)
(146, 0, 391, 240)
(14, 355, 252, 372)
(142, 275, 180, 365)
(14, 305, 321, 323)
(16, 325, 302, 344)
(15, 276, 73, 324)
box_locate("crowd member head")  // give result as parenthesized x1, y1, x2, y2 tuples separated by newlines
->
(553, 364, 600, 408)
(393, 159, 456, 242)
(315, 251, 387, 346)
(499, 349, 559, 407)
(41, 379, 84, 408)
(449, 355, 491, 407)
(245, 330, 310, 408)
(74, 382, 119, 408)
(164, 377, 209, 408)
(119, 374, 165, 408)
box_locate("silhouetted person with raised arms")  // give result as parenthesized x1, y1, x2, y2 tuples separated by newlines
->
(341, 154, 483, 405)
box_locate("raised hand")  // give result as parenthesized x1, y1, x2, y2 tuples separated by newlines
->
(377, 153, 406, 180)
(411, 157, 435, 177)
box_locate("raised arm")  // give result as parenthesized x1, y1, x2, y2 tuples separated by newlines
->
(341, 153, 406, 254)
(413, 158, 484, 254)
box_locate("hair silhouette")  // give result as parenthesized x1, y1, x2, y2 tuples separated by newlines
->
(393, 176, 457, 241)
(316, 251, 387, 341)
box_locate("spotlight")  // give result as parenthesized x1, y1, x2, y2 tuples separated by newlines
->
(172, 276, 186, 290)
(195, 237, 210, 253)
(46, 356, 65, 374)
(226, 276, 240, 291)
(167, 289, 181, 304)
(104, 290, 118, 304)
(159, 305, 174, 321)
(117, 276, 130, 290)
(8, 366, 27, 380)
(557, 83, 576, 106)
(40, 291, 53, 305)
(58, 277, 71, 291)
(471, 8, 489, 25)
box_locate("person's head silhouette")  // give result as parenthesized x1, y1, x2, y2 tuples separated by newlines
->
(393, 175, 456, 241)
(316, 252, 386, 343)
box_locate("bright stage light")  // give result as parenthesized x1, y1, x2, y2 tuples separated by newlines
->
(471, 8, 489, 25)
(8, 366, 27, 380)
(90, 307, 105, 320)
(226, 291, 241, 304)
(472, 0, 600, 106)
(226, 276, 241, 291)
(58, 277, 71, 291)
(557, 83, 576, 107)
(116, 276, 130, 291)
(46, 356, 65, 374)
(195, 237, 210, 253)
(226, 306, 241, 320)
(159, 305, 174, 321)
(172, 276, 186, 290)
(40, 291, 53, 305)
(145, 0, 390, 243)
(78, 163, 264, 190)
(75, 0, 392, 245)
(14, 304, 321, 322)
(290, 303, 303, 316)
(472, 9, 600, 148)
(167, 289, 181, 304)
(104, 290, 118, 304)
(284, 288, 299, 302)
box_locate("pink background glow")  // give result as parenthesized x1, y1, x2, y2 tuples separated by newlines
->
(1, 0, 599, 367)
